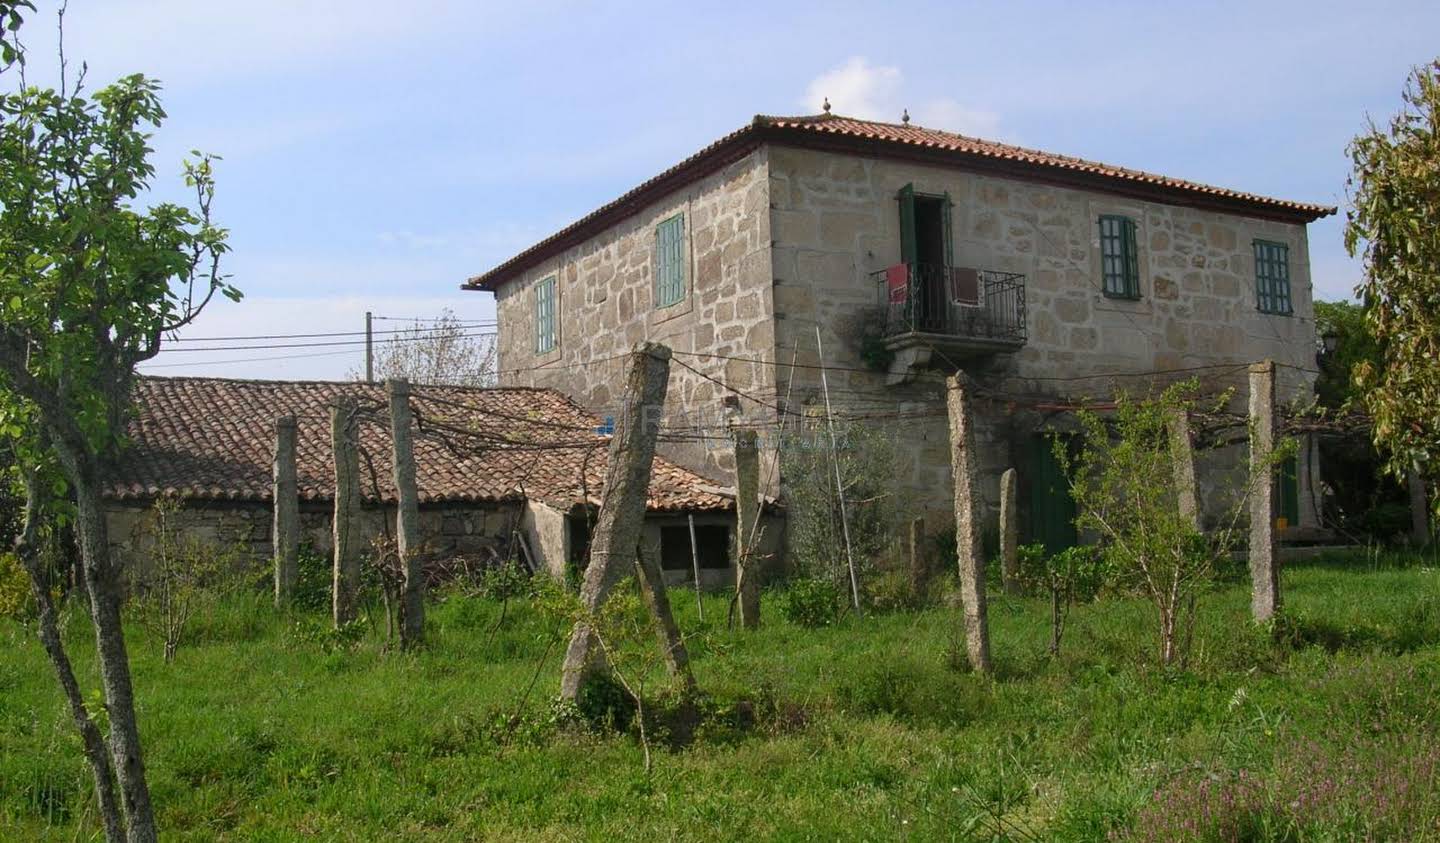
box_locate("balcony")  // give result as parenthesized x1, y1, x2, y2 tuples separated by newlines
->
(870, 263, 1027, 384)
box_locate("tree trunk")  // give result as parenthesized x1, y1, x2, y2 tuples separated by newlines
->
(71, 472, 158, 843)
(15, 481, 125, 843)
(560, 343, 672, 701)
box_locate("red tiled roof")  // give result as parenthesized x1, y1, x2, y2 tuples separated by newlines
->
(463, 112, 1336, 292)
(109, 376, 730, 513)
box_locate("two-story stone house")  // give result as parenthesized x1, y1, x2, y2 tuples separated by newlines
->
(463, 111, 1335, 561)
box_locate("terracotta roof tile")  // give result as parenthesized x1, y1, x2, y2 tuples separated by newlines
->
(464, 112, 1335, 292)
(110, 376, 730, 513)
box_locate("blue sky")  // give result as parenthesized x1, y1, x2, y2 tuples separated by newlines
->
(20, 1, 1440, 379)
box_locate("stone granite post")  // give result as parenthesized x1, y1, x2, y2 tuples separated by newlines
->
(1248, 361, 1280, 622)
(1169, 408, 1200, 531)
(389, 378, 425, 649)
(733, 427, 761, 629)
(331, 397, 363, 627)
(560, 343, 678, 701)
(946, 371, 992, 674)
(272, 415, 299, 607)
(1409, 469, 1430, 547)
(999, 468, 1020, 596)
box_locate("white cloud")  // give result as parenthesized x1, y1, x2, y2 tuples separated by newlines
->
(803, 56, 1007, 139)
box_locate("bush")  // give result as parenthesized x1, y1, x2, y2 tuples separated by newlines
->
(291, 544, 331, 612)
(0, 552, 32, 621)
(778, 577, 844, 627)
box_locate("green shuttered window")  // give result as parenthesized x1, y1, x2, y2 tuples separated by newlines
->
(654, 213, 686, 309)
(535, 275, 557, 353)
(1254, 240, 1292, 315)
(1098, 215, 1140, 299)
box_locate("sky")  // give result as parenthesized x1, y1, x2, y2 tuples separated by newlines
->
(14, 0, 1440, 380)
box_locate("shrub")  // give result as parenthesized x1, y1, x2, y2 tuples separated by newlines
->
(290, 543, 331, 612)
(778, 577, 844, 627)
(0, 551, 32, 621)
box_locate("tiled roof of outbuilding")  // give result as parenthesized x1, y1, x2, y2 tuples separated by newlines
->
(463, 112, 1335, 292)
(109, 376, 731, 513)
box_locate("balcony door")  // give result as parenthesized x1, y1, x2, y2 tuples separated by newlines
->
(898, 183, 953, 332)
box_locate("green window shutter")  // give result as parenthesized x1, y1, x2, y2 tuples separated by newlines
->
(535, 275, 556, 353)
(655, 214, 685, 308)
(1255, 240, 1291, 314)
(898, 183, 917, 266)
(1099, 215, 1140, 299)
(941, 192, 954, 268)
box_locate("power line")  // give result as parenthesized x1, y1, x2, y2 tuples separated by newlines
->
(140, 347, 364, 369)
(154, 329, 497, 354)
(165, 322, 494, 343)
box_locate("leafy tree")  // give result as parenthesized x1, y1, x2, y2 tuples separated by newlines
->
(1016, 542, 1107, 657)
(353, 307, 496, 386)
(1061, 381, 1290, 667)
(1346, 60, 1440, 494)
(1313, 300, 1379, 410)
(0, 6, 235, 841)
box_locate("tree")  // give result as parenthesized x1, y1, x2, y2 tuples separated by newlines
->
(1313, 300, 1380, 411)
(355, 308, 496, 386)
(1346, 60, 1440, 496)
(1061, 381, 1288, 667)
(0, 6, 236, 840)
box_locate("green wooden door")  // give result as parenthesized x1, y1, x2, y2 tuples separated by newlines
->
(1027, 435, 1077, 556)
(1278, 454, 1299, 528)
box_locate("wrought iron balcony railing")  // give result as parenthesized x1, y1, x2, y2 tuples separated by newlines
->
(871, 263, 1027, 346)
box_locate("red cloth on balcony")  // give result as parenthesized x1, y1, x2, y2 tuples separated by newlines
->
(886, 264, 908, 304)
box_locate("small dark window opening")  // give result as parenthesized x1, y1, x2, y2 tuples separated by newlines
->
(660, 524, 730, 571)
(567, 512, 595, 569)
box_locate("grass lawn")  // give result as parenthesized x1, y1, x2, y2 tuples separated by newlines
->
(2, 554, 1439, 841)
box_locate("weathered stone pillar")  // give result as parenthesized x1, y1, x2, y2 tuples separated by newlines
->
(946, 371, 992, 674)
(1248, 360, 1280, 622)
(273, 415, 299, 607)
(389, 377, 424, 648)
(999, 469, 1020, 595)
(560, 343, 676, 700)
(636, 529, 697, 694)
(1409, 469, 1430, 547)
(1169, 408, 1200, 531)
(908, 516, 926, 597)
(733, 427, 761, 629)
(331, 397, 363, 627)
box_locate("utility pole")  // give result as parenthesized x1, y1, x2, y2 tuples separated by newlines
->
(364, 311, 374, 383)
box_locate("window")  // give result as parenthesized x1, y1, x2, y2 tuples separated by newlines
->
(660, 524, 730, 571)
(1254, 240, 1292, 315)
(1098, 215, 1140, 299)
(534, 275, 557, 353)
(654, 213, 686, 308)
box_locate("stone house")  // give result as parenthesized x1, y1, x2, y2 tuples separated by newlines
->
(105, 376, 743, 588)
(462, 111, 1335, 558)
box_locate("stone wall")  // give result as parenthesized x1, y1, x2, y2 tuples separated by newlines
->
(105, 498, 522, 582)
(766, 146, 1320, 532)
(492, 148, 779, 487)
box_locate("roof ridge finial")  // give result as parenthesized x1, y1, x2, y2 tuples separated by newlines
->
(901, 108, 910, 125)
(822, 96, 831, 114)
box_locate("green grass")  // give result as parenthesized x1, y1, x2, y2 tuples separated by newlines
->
(2, 556, 1439, 840)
